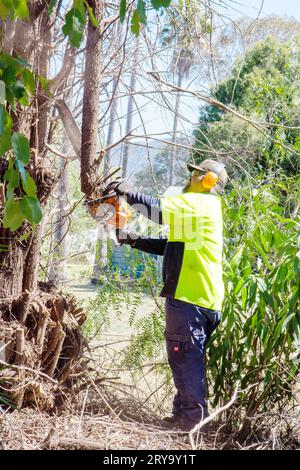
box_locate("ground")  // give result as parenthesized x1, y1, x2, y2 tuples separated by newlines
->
(2, 267, 298, 450)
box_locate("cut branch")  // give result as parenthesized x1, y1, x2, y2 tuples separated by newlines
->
(55, 100, 82, 157)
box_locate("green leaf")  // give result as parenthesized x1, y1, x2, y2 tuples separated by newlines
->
(0, 104, 7, 134)
(22, 68, 35, 95)
(151, 0, 172, 9)
(0, 3, 10, 19)
(0, 80, 5, 104)
(0, 128, 11, 157)
(18, 94, 29, 106)
(15, 0, 29, 19)
(205, 22, 213, 34)
(11, 80, 26, 100)
(62, 7, 86, 48)
(15, 159, 26, 183)
(5, 113, 12, 130)
(2, 66, 16, 85)
(9, 54, 30, 68)
(131, 10, 140, 36)
(4, 156, 19, 189)
(0, 393, 16, 408)
(137, 0, 146, 25)
(20, 196, 42, 224)
(5, 87, 15, 109)
(273, 316, 286, 342)
(48, 0, 58, 15)
(119, 0, 126, 22)
(11, 132, 29, 164)
(3, 199, 24, 231)
(21, 170, 37, 197)
(84, 1, 99, 27)
(74, 0, 85, 17)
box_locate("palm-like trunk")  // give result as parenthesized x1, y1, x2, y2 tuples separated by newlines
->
(0, 4, 53, 302)
(0, 3, 88, 408)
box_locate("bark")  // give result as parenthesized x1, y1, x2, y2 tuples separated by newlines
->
(2, 19, 17, 54)
(32, 9, 53, 156)
(56, 100, 82, 157)
(0, 2, 72, 300)
(0, 3, 85, 408)
(0, 241, 25, 299)
(80, 0, 104, 197)
(48, 155, 69, 284)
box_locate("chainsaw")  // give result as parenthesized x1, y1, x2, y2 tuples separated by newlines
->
(83, 168, 132, 229)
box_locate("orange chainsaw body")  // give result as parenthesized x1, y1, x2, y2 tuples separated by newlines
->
(87, 195, 131, 228)
(105, 195, 132, 228)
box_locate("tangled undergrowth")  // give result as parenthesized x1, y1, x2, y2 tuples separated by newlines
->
(1, 332, 299, 451)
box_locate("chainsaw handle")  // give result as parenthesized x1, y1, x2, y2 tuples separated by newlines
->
(84, 191, 118, 205)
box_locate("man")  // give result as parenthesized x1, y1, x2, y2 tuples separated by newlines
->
(106, 159, 227, 432)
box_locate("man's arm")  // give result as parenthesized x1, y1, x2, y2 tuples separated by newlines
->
(125, 191, 163, 225)
(117, 230, 167, 256)
(106, 182, 163, 225)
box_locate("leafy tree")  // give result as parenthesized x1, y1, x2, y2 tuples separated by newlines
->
(194, 37, 300, 176)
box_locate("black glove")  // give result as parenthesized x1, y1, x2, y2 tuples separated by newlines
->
(116, 229, 137, 247)
(104, 180, 132, 196)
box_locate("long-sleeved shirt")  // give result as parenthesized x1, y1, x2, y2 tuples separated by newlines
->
(124, 190, 224, 311)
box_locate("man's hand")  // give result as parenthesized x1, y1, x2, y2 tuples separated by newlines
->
(115, 229, 136, 247)
(104, 180, 132, 196)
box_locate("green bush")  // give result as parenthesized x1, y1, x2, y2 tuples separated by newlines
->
(207, 178, 300, 436)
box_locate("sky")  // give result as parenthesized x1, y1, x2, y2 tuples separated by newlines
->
(136, 0, 300, 135)
(230, 0, 300, 21)
(108, 0, 300, 172)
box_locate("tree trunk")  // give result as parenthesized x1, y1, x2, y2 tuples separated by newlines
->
(0, 3, 52, 299)
(168, 72, 183, 186)
(0, 4, 87, 409)
(48, 155, 69, 284)
(80, 0, 104, 197)
(0, 239, 25, 299)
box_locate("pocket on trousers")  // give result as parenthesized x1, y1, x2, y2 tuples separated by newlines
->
(165, 332, 190, 364)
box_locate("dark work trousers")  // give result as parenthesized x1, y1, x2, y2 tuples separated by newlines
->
(165, 297, 221, 430)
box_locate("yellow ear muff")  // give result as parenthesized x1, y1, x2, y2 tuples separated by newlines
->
(202, 171, 219, 189)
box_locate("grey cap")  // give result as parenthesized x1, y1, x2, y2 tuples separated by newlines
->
(187, 159, 228, 191)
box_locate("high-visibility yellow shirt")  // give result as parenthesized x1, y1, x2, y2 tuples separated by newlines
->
(161, 192, 224, 311)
